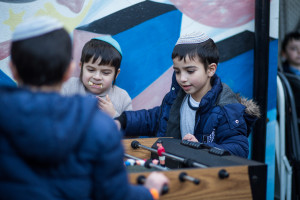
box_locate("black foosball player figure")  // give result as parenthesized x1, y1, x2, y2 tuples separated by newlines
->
(157, 140, 166, 167)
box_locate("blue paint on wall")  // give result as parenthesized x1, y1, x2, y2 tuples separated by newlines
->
(217, 39, 278, 110)
(217, 49, 254, 98)
(266, 109, 276, 200)
(265, 40, 278, 200)
(113, 10, 182, 98)
(267, 40, 278, 111)
(0, 70, 16, 87)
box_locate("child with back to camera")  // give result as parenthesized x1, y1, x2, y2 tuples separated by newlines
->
(0, 16, 168, 200)
(115, 32, 260, 158)
(62, 36, 132, 117)
(281, 31, 300, 75)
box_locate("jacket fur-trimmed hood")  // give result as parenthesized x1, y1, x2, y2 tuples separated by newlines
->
(238, 95, 261, 118)
(217, 83, 261, 119)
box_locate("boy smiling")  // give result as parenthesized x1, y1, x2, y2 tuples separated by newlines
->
(62, 36, 132, 117)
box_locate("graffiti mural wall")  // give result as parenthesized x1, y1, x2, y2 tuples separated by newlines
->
(0, 0, 278, 109)
(0, 0, 279, 199)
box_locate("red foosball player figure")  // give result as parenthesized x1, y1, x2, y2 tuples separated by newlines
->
(156, 139, 166, 167)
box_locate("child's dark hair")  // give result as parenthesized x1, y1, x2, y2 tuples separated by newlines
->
(281, 31, 300, 53)
(80, 39, 122, 85)
(10, 29, 72, 86)
(172, 39, 219, 71)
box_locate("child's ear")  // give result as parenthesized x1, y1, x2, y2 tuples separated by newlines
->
(208, 63, 217, 77)
(62, 61, 75, 83)
(115, 69, 121, 79)
(9, 60, 21, 83)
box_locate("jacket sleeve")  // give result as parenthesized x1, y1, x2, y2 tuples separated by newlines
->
(90, 112, 153, 200)
(123, 106, 161, 137)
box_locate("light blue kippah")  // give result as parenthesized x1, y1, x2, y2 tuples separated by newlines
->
(12, 16, 63, 42)
(93, 35, 122, 56)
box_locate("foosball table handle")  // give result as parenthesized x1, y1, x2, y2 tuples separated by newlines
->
(218, 169, 230, 179)
(136, 175, 169, 195)
(178, 172, 200, 185)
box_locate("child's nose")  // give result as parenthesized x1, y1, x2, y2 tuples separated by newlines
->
(93, 72, 102, 79)
(180, 74, 187, 82)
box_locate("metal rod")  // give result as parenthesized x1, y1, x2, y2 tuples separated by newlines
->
(125, 153, 201, 185)
(179, 172, 200, 185)
(124, 153, 168, 171)
(131, 140, 208, 168)
(124, 154, 170, 194)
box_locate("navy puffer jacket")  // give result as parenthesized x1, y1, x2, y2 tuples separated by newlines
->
(0, 86, 152, 200)
(123, 74, 260, 158)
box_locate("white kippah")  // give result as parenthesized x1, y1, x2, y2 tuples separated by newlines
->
(176, 32, 210, 45)
(12, 16, 63, 42)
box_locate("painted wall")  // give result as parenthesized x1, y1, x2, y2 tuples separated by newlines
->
(0, 0, 279, 199)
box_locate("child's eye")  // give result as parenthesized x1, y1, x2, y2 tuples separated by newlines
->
(102, 71, 112, 75)
(174, 70, 180, 74)
(87, 68, 95, 72)
(187, 70, 195, 74)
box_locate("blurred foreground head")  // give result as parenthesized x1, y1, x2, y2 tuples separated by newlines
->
(10, 16, 72, 87)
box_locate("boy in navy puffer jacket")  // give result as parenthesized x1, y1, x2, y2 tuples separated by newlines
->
(0, 16, 169, 200)
(115, 32, 260, 158)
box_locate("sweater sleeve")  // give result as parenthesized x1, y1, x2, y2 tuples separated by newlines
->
(114, 94, 132, 118)
(111, 87, 132, 118)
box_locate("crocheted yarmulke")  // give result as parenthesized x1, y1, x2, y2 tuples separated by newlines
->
(93, 35, 122, 56)
(12, 16, 63, 42)
(176, 32, 210, 45)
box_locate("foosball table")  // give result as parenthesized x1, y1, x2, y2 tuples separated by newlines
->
(123, 137, 267, 200)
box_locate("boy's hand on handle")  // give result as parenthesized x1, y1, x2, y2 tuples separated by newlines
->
(144, 172, 169, 195)
(182, 133, 198, 142)
(97, 95, 116, 117)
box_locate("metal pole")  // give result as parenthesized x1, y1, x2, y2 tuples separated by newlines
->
(251, 0, 270, 162)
